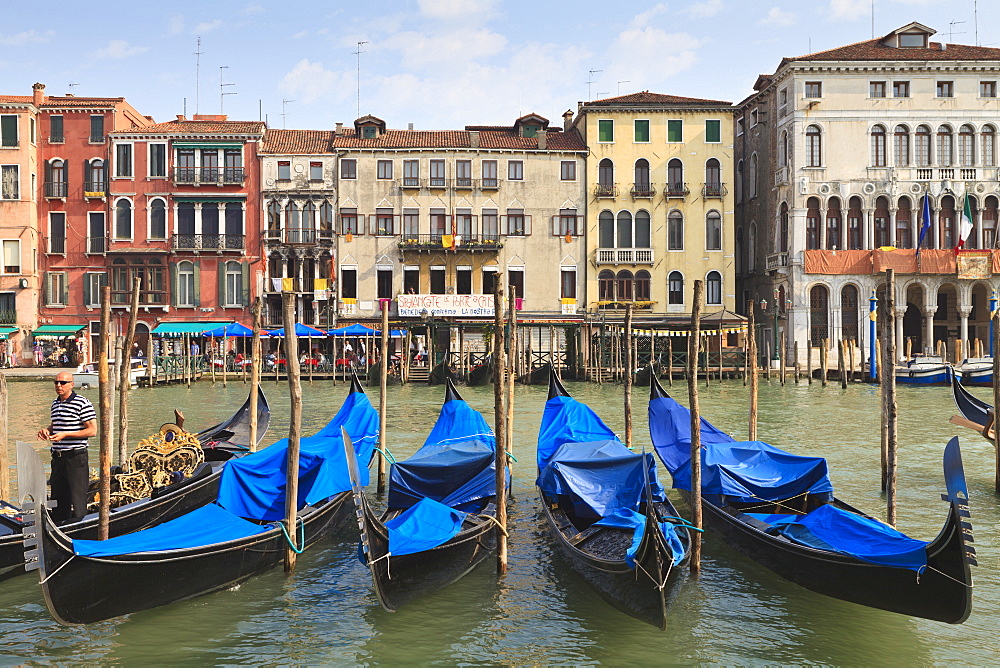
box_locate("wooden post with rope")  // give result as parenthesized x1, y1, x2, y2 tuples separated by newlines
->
(117, 277, 140, 470)
(820, 338, 828, 387)
(492, 278, 508, 575)
(748, 300, 758, 442)
(666, 336, 673, 387)
(0, 372, 7, 501)
(624, 304, 633, 449)
(377, 305, 389, 495)
(250, 298, 262, 451)
(97, 286, 113, 540)
(282, 292, 303, 572)
(883, 269, 898, 525)
(688, 280, 704, 574)
(993, 309, 1000, 492)
(506, 286, 516, 457)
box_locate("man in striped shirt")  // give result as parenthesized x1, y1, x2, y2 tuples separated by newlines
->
(36, 371, 96, 523)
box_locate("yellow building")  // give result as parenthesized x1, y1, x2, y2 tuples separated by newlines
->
(572, 92, 736, 319)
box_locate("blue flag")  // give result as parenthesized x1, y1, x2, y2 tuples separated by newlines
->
(916, 193, 932, 252)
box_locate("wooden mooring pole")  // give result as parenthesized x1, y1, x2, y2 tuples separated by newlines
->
(666, 336, 673, 387)
(492, 279, 508, 575)
(748, 300, 758, 441)
(688, 280, 704, 574)
(506, 286, 516, 457)
(624, 304, 634, 449)
(377, 305, 389, 495)
(249, 297, 262, 451)
(282, 292, 303, 572)
(993, 312, 1000, 493)
(882, 269, 898, 525)
(820, 338, 828, 387)
(807, 341, 813, 385)
(97, 286, 113, 540)
(117, 277, 140, 470)
(0, 372, 7, 501)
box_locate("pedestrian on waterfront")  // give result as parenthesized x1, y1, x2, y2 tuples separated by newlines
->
(36, 371, 97, 523)
(34, 341, 43, 365)
(190, 341, 200, 357)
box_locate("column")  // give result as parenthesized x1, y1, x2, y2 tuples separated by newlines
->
(818, 202, 827, 250)
(958, 305, 972, 355)
(895, 307, 906, 362)
(194, 202, 202, 236)
(888, 207, 896, 247)
(865, 210, 874, 250)
(975, 205, 984, 249)
(923, 305, 937, 355)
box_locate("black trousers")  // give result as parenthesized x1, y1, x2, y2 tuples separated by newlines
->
(50, 448, 89, 523)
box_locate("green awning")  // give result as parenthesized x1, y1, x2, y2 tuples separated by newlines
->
(33, 324, 85, 336)
(173, 142, 242, 149)
(174, 196, 247, 203)
(0, 326, 17, 340)
(153, 321, 229, 337)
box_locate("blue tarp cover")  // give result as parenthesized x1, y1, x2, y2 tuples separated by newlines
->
(537, 395, 617, 471)
(384, 497, 466, 556)
(594, 508, 687, 568)
(73, 504, 270, 557)
(217, 389, 379, 521)
(537, 440, 665, 519)
(779, 503, 929, 571)
(203, 323, 254, 337)
(648, 394, 833, 502)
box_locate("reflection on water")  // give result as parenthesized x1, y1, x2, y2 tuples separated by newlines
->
(0, 378, 997, 663)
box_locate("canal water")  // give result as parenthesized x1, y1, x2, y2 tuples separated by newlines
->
(0, 377, 997, 664)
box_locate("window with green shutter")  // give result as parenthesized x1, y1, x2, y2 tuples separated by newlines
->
(667, 120, 683, 143)
(706, 120, 721, 143)
(598, 119, 614, 142)
(0, 116, 17, 148)
(634, 120, 649, 143)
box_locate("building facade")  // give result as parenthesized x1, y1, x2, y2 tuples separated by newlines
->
(573, 92, 737, 322)
(737, 23, 1000, 362)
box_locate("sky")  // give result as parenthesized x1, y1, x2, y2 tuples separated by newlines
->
(1, 0, 997, 132)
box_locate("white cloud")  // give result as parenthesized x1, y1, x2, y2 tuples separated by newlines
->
(193, 19, 223, 33)
(827, 0, 868, 20)
(167, 16, 184, 35)
(605, 27, 701, 93)
(243, 3, 264, 14)
(292, 30, 309, 39)
(631, 3, 668, 26)
(0, 29, 54, 46)
(683, 0, 723, 18)
(279, 59, 354, 105)
(383, 28, 507, 68)
(93, 40, 150, 59)
(417, 0, 496, 20)
(759, 7, 796, 27)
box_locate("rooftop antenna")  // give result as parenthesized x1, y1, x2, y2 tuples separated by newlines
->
(617, 80, 630, 96)
(219, 66, 236, 114)
(353, 40, 368, 119)
(947, 20, 966, 43)
(67, 82, 79, 94)
(975, 0, 979, 45)
(871, 0, 874, 39)
(281, 99, 294, 129)
(587, 69, 603, 100)
(194, 36, 204, 114)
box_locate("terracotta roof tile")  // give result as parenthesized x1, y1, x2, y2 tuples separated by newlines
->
(583, 91, 732, 107)
(111, 119, 265, 136)
(784, 39, 1000, 63)
(0, 96, 33, 105)
(261, 129, 335, 154)
(41, 97, 122, 108)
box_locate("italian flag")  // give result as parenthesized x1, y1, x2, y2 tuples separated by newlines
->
(958, 192, 974, 248)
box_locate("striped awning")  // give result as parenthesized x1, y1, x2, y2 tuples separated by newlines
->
(153, 322, 229, 336)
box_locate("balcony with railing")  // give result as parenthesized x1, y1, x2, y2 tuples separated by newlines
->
(44, 181, 67, 198)
(398, 234, 503, 252)
(916, 168, 934, 180)
(774, 166, 789, 186)
(630, 183, 656, 199)
(481, 177, 499, 190)
(594, 184, 618, 198)
(84, 181, 107, 197)
(171, 234, 246, 251)
(399, 177, 423, 189)
(664, 182, 690, 198)
(87, 237, 107, 254)
(596, 248, 654, 265)
(960, 168, 977, 180)
(939, 167, 955, 180)
(454, 177, 475, 189)
(0, 310, 15, 325)
(173, 167, 246, 186)
(702, 182, 727, 199)
(765, 252, 789, 270)
(264, 229, 334, 246)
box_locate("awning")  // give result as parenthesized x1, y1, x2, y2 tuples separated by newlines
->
(0, 326, 17, 340)
(33, 324, 85, 338)
(153, 322, 229, 336)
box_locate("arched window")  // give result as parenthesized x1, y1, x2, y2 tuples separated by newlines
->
(940, 195, 956, 248)
(285, 201, 300, 234)
(915, 125, 931, 166)
(959, 124, 976, 166)
(841, 285, 859, 340)
(320, 201, 334, 234)
(615, 270, 634, 302)
(778, 131, 788, 166)
(748, 154, 758, 198)
(826, 197, 842, 250)
(86, 159, 104, 191)
(779, 202, 789, 252)
(705, 158, 721, 192)
(267, 200, 281, 236)
(871, 125, 887, 166)
(302, 201, 316, 229)
(47, 159, 66, 197)
(668, 271, 684, 304)
(706, 210, 722, 250)
(150, 198, 166, 240)
(735, 227, 744, 275)
(177, 202, 195, 239)
(847, 196, 863, 250)
(616, 211, 633, 248)
(598, 210, 614, 247)
(114, 198, 132, 240)
(893, 125, 910, 165)
(667, 158, 684, 195)
(874, 196, 890, 247)
(706, 271, 722, 305)
(806, 197, 821, 250)
(598, 158, 614, 192)
(896, 196, 912, 249)
(635, 270, 651, 301)
(668, 211, 684, 250)
(810, 285, 829, 344)
(806, 125, 822, 167)
(224, 260, 243, 306)
(634, 210, 651, 247)
(983, 125, 996, 167)
(634, 159, 650, 191)
(748, 223, 757, 272)
(225, 202, 242, 248)
(177, 260, 195, 307)
(965, 196, 979, 249)
(598, 270, 615, 301)
(735, 160, 743, 203)
(983, 196, 998, 248)
(936, 125, 954, 167)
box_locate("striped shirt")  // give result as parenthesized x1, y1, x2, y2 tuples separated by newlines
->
(50, 392, 97, 451)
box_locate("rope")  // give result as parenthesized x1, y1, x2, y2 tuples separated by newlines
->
(661, 516, 705, 532)
(477, 513, 509, 537)
(372, 447, 396, 464)
(733, 491, 811, 515)
(39, 554, 75, 584)
(504, 450, 518, 463)
(279, 517, 305, 554)
(923, 565, 975, 588)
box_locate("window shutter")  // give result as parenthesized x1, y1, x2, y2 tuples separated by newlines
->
(60, 273, 68, 306)
(393, 214, 401, 235)
(524, 215, 532, 236)
(551, 215, 558, 236)
(367, 213, 376, 235)
(170, 263, 178, 307)
(499, 215, 507, 235)
(193, 261, 202, 307)
(241, 261, 250, 306)
(218, 260, 226, 307)
(83, 273, 92, 307)
(44, 272, 52, 305)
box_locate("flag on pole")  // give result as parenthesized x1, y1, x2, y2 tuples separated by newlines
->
(916, 191, 932, 254)
(958, 192, 974, 249)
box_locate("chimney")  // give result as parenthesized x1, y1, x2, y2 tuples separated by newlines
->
(941, 42, 947, 51)
(32, 83, 44, 106)
(193, 114, 227, 121)
(563, 109, 574, 131)
(469, 131, 480, 149)
(335, 122, 343, 136)
(537, 129, 547, 150)
(176, 114, 186, 122)
(408, 122, 414, 131)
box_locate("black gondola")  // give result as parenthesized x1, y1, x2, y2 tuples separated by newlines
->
(518, 361, 551, 385)
(949, 372, 993, 439)
(19, 378, 379, 625)
(0, 390, 269, 581)
(633, 363, 656, 387)
(466, 354, 493, 386)
(536, 370, 692, 629)
(649, 374, 976, 624)
(346, 379, 506, 611)
(429, 351, 460, 385)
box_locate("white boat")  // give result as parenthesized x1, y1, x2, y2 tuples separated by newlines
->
(895, 356, 951, 385)
(955, 357, 993, 386)
(73, 358, 150, 389)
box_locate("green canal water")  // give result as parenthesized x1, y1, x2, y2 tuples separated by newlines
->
(0, 377, 997, 665)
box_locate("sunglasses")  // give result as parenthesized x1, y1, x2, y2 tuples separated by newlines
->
(54, 380, 71, 386)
